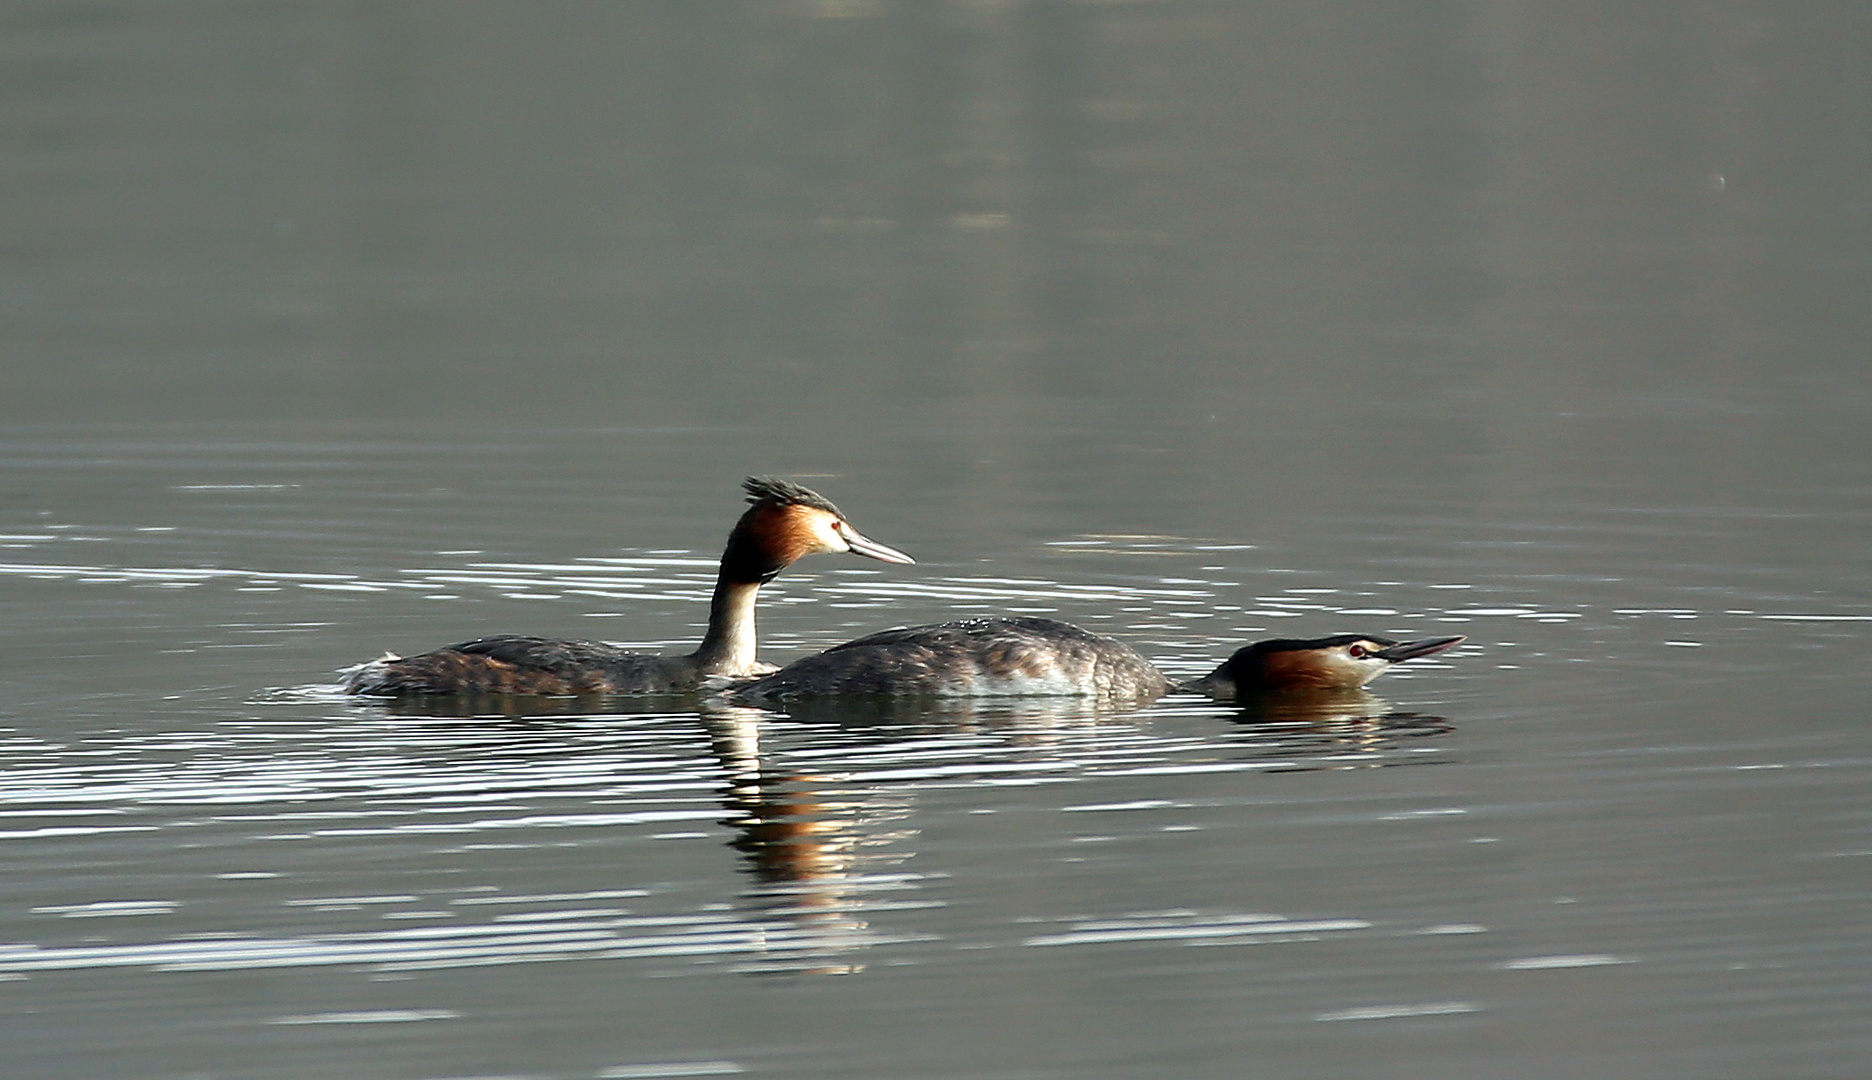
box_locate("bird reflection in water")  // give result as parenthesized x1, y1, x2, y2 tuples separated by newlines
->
(354, 687, 1456, 974)
(702, 707, 921, 976)
(1214, 689, 1454, 772)
(363, 692, 922, 975)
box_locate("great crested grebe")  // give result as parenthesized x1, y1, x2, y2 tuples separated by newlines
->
(1179, 633, 1467, 700)
(343, 477, 913, 697)
(734, 616, 1463, 706)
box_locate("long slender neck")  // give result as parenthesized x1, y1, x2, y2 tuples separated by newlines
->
(691, 507, 801, 677)
(692, 573, 763, 675)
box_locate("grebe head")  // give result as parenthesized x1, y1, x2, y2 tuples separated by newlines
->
(1182, 633, 1465, 699)
(722, 477, 914, 583)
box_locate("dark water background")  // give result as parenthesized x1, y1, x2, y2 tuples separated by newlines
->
(2, 4, 1868, 1078)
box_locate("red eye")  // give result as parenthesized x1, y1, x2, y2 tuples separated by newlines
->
(1348, 644, 1367, 659)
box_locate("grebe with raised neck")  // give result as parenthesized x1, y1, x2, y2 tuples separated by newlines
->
(734, 615, 1462, 706)
(343, 477, 913, 697)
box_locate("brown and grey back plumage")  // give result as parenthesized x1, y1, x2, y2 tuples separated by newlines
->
(735, 616, 1172, 704)
(342, 477, 913, 697)
(342, 636, 696, 696)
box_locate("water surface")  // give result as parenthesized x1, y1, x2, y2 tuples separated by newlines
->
(2, 4, 1869, 1079)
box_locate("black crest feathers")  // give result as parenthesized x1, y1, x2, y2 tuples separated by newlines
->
(722, 477, 842, 584)
(742, 476, 843, 518)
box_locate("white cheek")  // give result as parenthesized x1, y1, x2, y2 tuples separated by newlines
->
(1316, 653, 1387, 686)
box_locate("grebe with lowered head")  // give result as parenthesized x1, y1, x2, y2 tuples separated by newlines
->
(343, 477, 913, 697)
(1179, 633, 1466, 700)
(734, 615, 1463, 706)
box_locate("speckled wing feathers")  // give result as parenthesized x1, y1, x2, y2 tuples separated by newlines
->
(739, 617, 1170, 702)
(343, 635, 690, 696)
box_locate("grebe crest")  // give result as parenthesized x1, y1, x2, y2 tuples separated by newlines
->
(728, 477, 908, 581)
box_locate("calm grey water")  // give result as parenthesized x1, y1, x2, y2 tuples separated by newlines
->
(3, 4, 1869, 1079)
